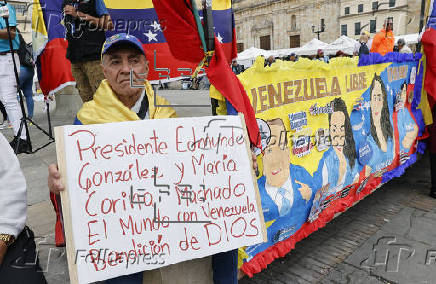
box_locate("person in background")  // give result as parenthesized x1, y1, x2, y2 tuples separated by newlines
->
(265, 55, 275, 66)
(398, 38, 412, 53)
(354, 31, 371, 56)
(0, 1, 29, 153)
(17, 31, 35, 119)
(316, 49, 329, 63)
(335, 50, 348, 57)
(289, 52, 297, 62)
(0, 133, 46, 283)
(231, 60, 244, 75)
(63, 0, 113, 103)
(430, 106, 436, 199)
(370, 18, 395, 55)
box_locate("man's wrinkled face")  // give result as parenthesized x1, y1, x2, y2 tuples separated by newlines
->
(102, 46, 148, 98)
(371, 80, 383, 123)
(330, 111, 346, 151)
(263, 123, 290, 188)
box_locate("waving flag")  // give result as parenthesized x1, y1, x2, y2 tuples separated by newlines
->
(32, 0, 237, 96)
(152, 0, 260, 145)
(104, 0, 236, 82)
(32, 0, 75, 97)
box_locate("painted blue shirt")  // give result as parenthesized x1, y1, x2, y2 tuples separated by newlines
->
(245, 164, 315, 258)
(366, 134, 394, 172)
(397, 108, 417, 153)
(0, 3, 20, 52)
(315, 147, 359, 195)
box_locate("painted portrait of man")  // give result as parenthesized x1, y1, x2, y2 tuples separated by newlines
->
(261, 118, 312, 217)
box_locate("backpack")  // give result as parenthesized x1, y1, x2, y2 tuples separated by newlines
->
(17, 33, 34, 68)
(359, 42, 370, 56)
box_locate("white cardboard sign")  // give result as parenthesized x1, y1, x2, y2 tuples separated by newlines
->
(55, 115, 266, 283)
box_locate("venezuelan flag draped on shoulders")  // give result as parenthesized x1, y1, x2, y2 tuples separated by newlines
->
(32, 0, 75, 97)
(103, 0, 237, 82)
(74, 80, 176, 125)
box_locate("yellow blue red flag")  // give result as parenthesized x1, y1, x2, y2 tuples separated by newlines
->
(104, 0, 236, 82)
(32, 0, 75, 97)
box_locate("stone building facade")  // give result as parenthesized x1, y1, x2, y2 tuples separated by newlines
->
(9, 0, 32, 43)
(339, 0, 422, 39)
(233, 0, 422, 52)
(233, 0, 340, 51)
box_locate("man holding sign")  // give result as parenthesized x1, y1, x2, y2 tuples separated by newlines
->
(48, 33, 245, 284)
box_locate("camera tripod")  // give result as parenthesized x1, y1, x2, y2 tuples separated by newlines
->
(1, 0, 54, 154)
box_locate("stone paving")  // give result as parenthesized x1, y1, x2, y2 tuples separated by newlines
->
(2, 90, 436, 283)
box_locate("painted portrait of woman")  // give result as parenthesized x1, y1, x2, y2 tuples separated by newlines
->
(396, 82, 418, 155)
(367, 74, 394, 172)
(309, 98, 359, 221)
(317, 98, 359, 195)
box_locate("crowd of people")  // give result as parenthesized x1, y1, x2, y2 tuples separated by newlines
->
(234, 18, 415, 71)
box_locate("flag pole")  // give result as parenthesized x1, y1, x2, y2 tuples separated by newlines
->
(189, 0, 215, 88)
(202, 0, 215, 52)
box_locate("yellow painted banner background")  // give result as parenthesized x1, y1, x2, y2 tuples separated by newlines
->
(228, 57, 389, 174)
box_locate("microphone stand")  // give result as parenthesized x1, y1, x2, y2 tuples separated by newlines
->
(1, 0, 54, 154)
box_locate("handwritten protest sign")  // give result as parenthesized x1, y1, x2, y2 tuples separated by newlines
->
(55, 115, 266, 283)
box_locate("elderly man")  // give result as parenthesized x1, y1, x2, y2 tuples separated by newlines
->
(48, 33, 237, 284)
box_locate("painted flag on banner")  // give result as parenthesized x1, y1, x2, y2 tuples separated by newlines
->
(104, 0, 237, 82)
(32, 0, 75, 97)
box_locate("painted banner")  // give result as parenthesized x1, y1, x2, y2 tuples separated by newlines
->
(54, 115, 266, 283)
(211, 53, 425, 275)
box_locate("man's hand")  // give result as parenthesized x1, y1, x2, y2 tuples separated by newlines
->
(64, 5, 78, 18)
(251, 152, 258, 175)
(76, 11, 111, 30)
(296, 181, 312, 201)
(0, 240, 7, 266)
(48, 164, 64, 195)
